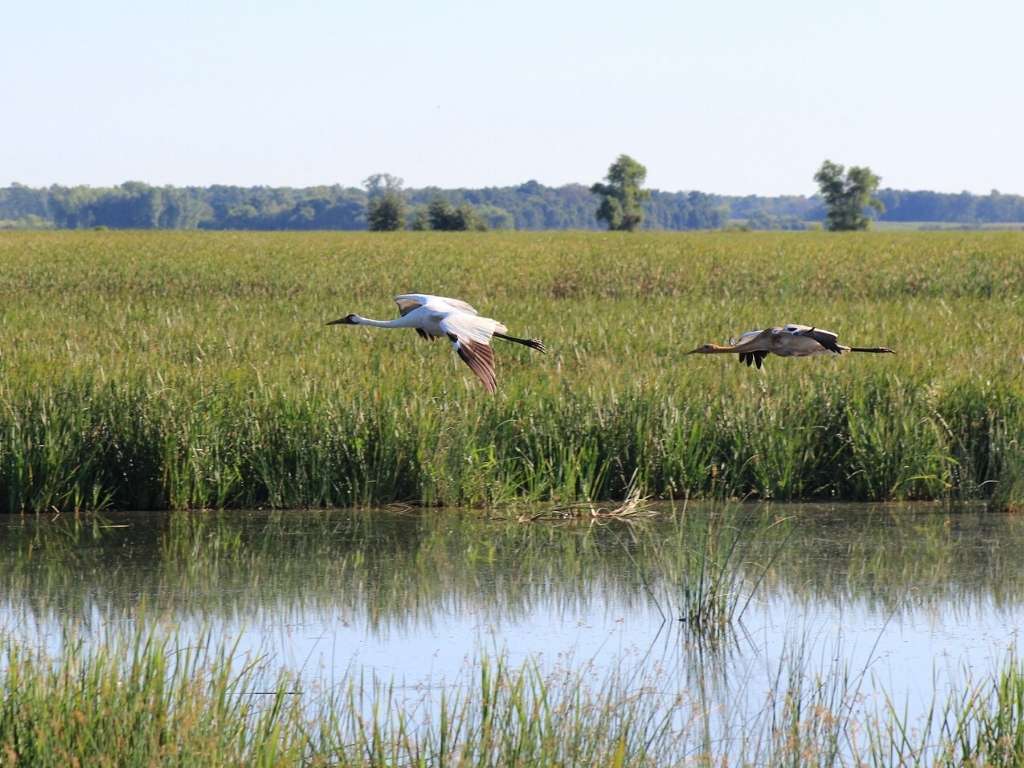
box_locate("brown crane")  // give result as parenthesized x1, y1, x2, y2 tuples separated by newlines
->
(687, 324, 895, 369)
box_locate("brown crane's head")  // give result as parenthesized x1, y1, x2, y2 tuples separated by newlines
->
(686, 343, 733, 355)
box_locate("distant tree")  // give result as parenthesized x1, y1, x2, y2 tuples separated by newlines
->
(744, 210, 807, 231)
(424, 197, 487, 231)
(408, 206, 430, 231)
(451, 203, 487, 231)
(364, 174, 406, 231)
(367, 195, 405, 231)
(476, 204, 515, 230)
(427, 197, 456, 230)
(363, 173, 403, 197)
(591, 154, 651, 231)
(814, 160, 884, 231)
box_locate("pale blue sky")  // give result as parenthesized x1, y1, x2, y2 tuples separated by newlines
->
(3, 0, 1021, 195)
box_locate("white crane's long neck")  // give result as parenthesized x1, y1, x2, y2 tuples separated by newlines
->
(352, 315, 409, 329)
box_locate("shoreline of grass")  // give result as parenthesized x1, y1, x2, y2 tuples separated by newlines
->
(3, 625, 1023, 766)
(0, 374, 1020, 511)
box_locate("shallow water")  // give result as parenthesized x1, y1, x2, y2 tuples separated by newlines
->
(2, 503, 1023, 745)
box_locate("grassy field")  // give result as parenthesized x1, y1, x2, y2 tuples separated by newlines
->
(0, 230, 1021, 510)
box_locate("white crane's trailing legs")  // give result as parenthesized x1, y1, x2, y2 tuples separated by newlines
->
(687, 324, 894, 369)
(327, 293, 545, 393)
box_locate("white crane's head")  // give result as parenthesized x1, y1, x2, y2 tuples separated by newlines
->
(326, 314, 360, 326)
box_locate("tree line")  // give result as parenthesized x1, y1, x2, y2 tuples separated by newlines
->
(2, 172, 1023, 231)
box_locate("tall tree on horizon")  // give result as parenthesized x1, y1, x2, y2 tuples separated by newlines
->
(814, 160, 884, 231)
(591, 154, 650, 231)
(364, 173, 406, 231)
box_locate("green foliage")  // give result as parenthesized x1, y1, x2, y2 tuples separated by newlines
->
(367, 194, 405, 231)
(591, 154, 651, 231)
(0, 231, 1021, 510)
(476, 203, 515, 229)
(815, 159, 885, 231)
(364, 174, 407, 232)
(6, 182, 1024, 232)
(743, 210, 808, 230)
(426, 197, 487, 231)
(407, 205, 431, 231)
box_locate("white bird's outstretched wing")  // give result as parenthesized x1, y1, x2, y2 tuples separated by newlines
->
(392, 295, 441, 341)
(395, 295, 426, 316)
(439, 312, 506, 393)
(394, 294, 480, 317)
(435, 296, 479, 315)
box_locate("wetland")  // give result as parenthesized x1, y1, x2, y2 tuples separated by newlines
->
(3, 503, 1024, 764)
(1, 230, 1023, 763)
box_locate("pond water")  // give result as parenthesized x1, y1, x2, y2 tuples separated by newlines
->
(2, 503, 1023, 749)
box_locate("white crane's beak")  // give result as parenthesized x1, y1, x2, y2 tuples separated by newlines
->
(326, 314, 358, 326)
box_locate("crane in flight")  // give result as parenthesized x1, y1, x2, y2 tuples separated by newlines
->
(687, 324, 894, 369)
(327, 293, 545, 393)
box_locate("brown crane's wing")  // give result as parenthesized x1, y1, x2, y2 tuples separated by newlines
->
(731, 329, 772, 370)
(791, 326, 843, 354)
(739, 350, 768, 369)
(732, 328, 770, 349)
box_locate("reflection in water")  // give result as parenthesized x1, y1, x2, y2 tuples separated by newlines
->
(2, 503, 1023, 747)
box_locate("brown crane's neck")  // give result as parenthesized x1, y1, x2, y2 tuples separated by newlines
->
(690, 343, 741, 354)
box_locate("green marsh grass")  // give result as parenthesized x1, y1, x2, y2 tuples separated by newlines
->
(4, 623, 1024, 766)
(0, 230, 1021, 510)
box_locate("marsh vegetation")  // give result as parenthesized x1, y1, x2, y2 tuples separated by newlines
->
(0, 230, 1020, 510)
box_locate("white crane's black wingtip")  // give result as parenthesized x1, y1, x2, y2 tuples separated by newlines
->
(452, 338, 498, 393)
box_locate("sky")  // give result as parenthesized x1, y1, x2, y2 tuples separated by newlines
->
(2, 0, 1022, 196)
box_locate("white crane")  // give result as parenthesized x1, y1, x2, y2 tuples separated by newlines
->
(327, 293, 545, 392)
(687, 324, 895, 369)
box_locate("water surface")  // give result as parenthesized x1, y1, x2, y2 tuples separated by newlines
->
(2, 504, 1022, 740)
